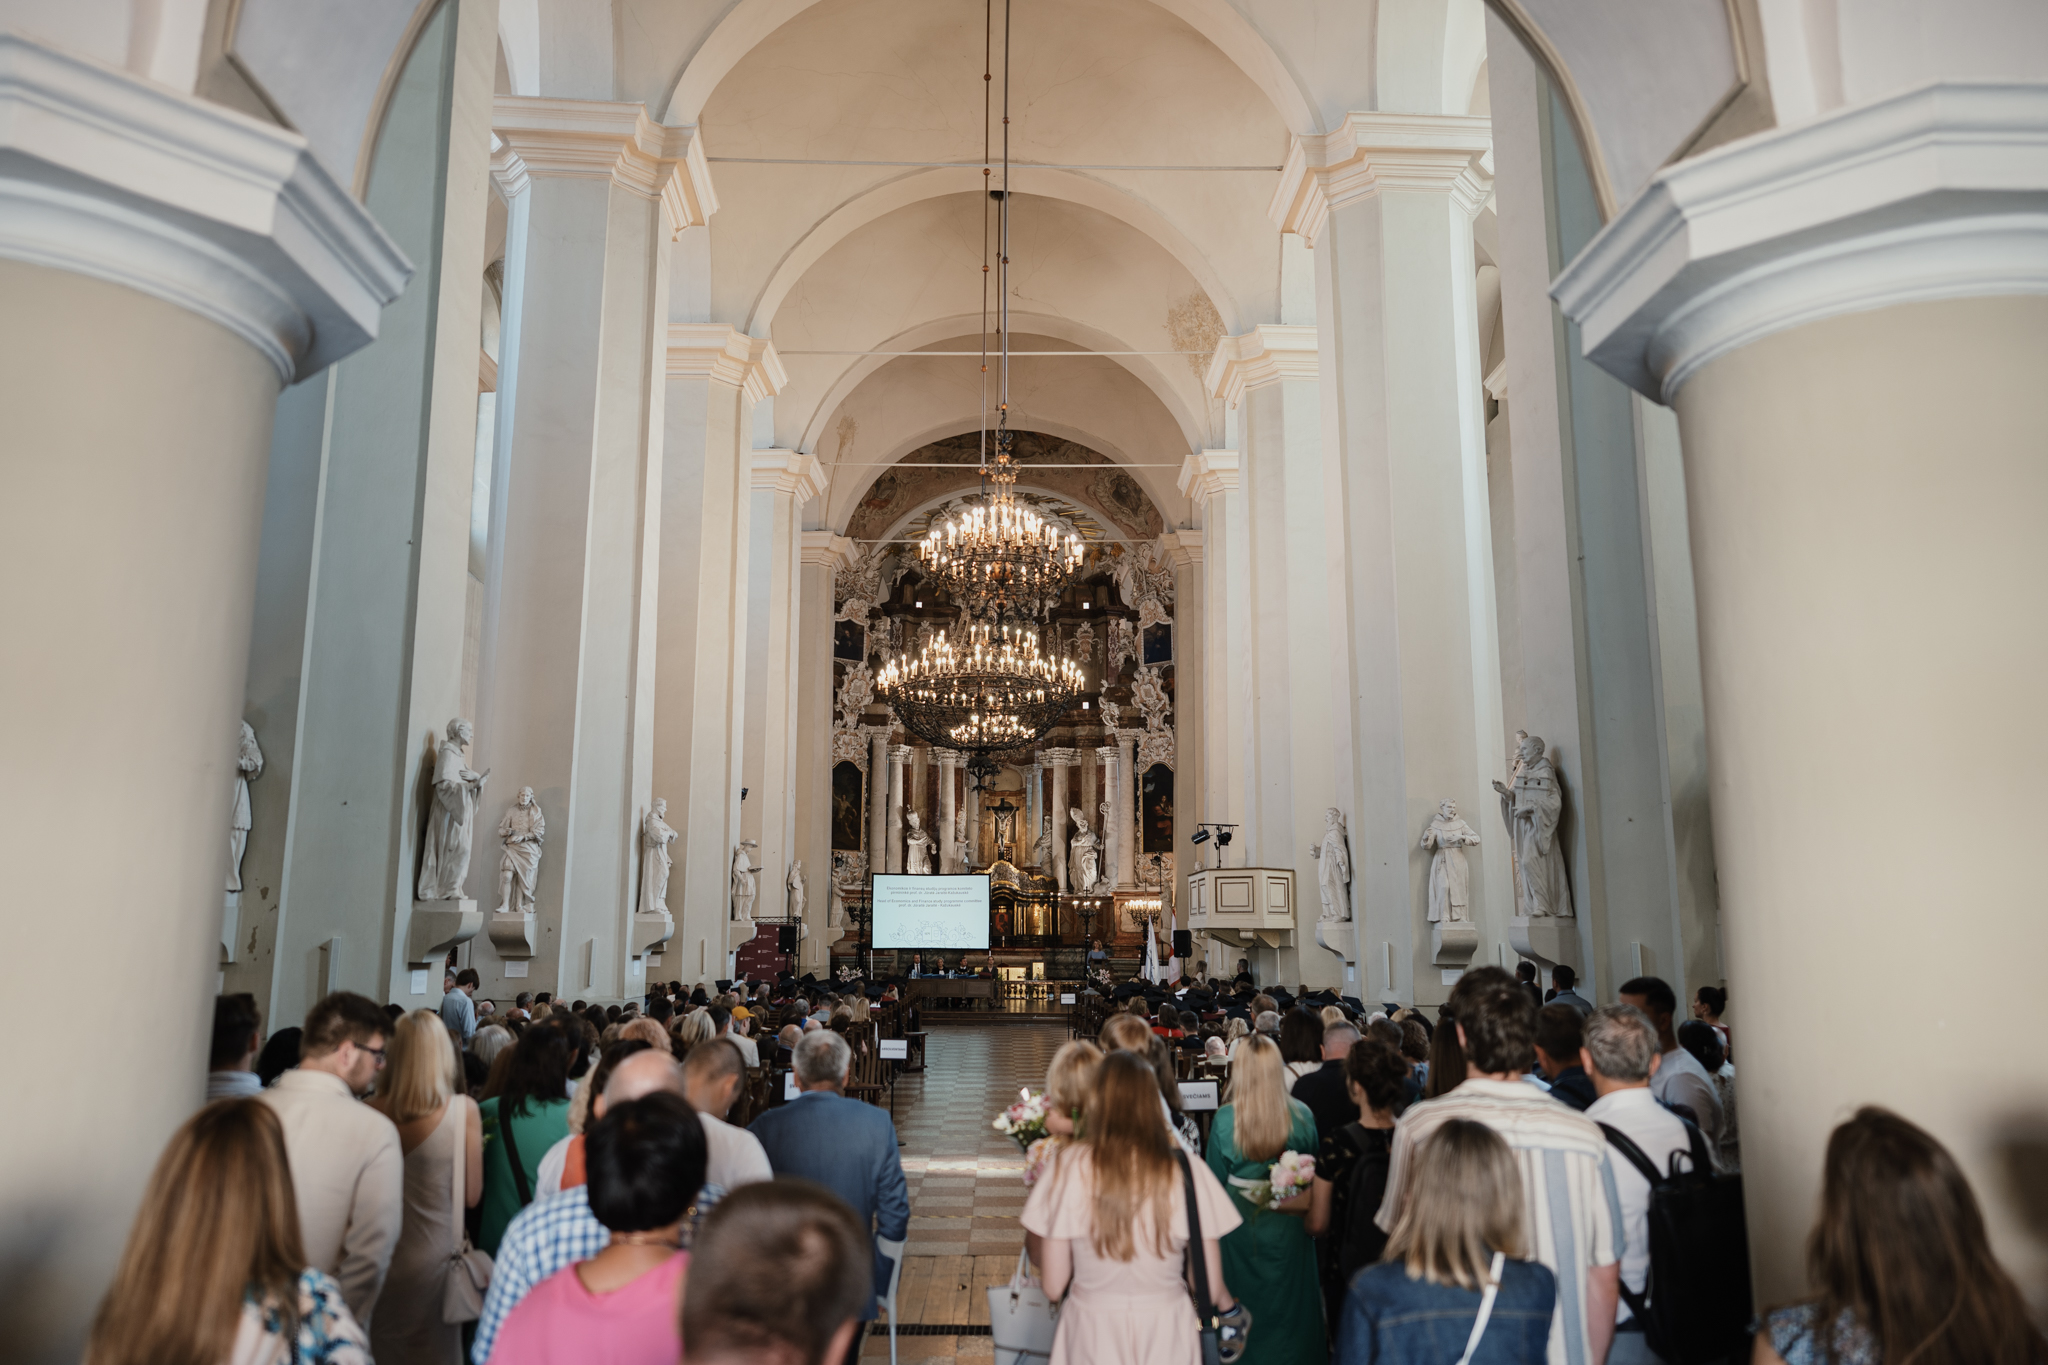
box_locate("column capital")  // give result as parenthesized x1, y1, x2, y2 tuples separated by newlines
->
(1159, 529, 1203, 569)
(1552, 82, 2048, 402)
(887, 744, 913, 764)
(1269, 112, 1492, 245)
(1114, 728, 1144, 748)
(1205, 325, 1319, 407)
(1178, 450, 1241, 507)
(1094, 743, 1118, 764)
(0, 33, 411, 384)
(489, 136, 530, 200)
(801, 530, 856, 572)
(863, 722, 895, 740)
(1040, 746, 1078, 766)
(667, 324, 786, 402)
(932, 748, 961, 767)
(752, 448, 827, 502)
(492, 95, 716, 232)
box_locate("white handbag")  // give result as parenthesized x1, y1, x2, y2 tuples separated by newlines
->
(987, 1249, 1058, 1365)
(442, 1099, 494, 1324)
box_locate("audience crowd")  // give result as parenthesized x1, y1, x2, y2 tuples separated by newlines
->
(90, 962, 2041, 1365)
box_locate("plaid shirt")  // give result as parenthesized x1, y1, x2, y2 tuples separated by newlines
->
(470, 1182, 725, 1364)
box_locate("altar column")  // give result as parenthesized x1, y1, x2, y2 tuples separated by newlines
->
(885, 744, 909, 874)
(866, 726, 889, 881)
(1114, 730, 1139, 888)
(963, 780, 980, 872)
(1095, 744, 1119, 893)
(794, 533, 852, 969)
(1044, 748, 1075, 893)
(1027, 754, 1045, 868)
(935, 750, 961, 872)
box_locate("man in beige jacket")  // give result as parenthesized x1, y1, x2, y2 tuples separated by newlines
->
(259, 991, 404, 1326)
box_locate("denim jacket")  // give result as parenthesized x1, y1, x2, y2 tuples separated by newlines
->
(1337, 1256, 1557, 1365)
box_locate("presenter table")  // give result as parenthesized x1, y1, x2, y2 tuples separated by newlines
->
(904, 978, 996, 1008)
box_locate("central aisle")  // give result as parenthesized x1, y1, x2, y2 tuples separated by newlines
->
(871, 1022, 1071, 1361)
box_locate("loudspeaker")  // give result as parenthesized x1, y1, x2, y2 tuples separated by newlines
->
(777, 924, 798, 953)
(1172, 929, 1193, 958)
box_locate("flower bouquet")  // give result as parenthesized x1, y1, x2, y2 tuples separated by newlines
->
(993, 1088, 1049, 1153)
(1228, 1149, 1316, 1218)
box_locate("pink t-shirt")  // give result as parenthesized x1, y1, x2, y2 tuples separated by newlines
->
(486, 1251, 687, 1365)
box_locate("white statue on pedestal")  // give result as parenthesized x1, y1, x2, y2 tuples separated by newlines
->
(732, 839, 760, 921)
(1031, 816, 1052, 870)
(496, 787, 545, 915)
(639, 799, 677, 916)
(1309, 807, 1351, 922)
(418, 719, 488, 900)
(904, 812, 935, 874)
(228, 721, 263, 892)
(1493, 734, 1574, 918)
(1068, 808, 1102, 894)
(1420, 799, 1480, 924)
(828, 880, 848, 929)
(788, 860, 807, 919)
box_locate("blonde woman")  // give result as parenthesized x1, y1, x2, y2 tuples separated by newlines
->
(1336, 1120, 1555, 1363)
(1041, 1039, 1102, 1137)
(847, 995, 871, 1023)
(1223, 1015, 1251, 1060)
(1022, 1050, 1244, 1365)
(87, 1099, 370, 1365)
(1320, 1005, 1347, 1032)
(1206, 1034, 1322, 1364)
(670, 1008, 715, 1057)
(369, 1009, 482, 1365)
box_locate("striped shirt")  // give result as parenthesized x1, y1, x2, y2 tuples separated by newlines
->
(1375, 1079, 1622, 1365)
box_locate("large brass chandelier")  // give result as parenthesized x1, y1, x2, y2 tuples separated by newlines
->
(917, 429, 1082, 622)
(875, 621, 1084, 756)
(874, 0, 1083, 783)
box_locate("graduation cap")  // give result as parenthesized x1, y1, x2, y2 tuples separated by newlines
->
(715, 980, 732, 993)
(1341, 995, 1366, 1014)
(799, 972, 819, 987)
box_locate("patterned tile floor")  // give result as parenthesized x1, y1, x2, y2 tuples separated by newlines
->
(865, 1023, 1071, 1362)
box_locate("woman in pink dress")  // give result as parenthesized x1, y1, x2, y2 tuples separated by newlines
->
(1022, 1050, 1245, 1365)
(487, 1091, 707, 1365)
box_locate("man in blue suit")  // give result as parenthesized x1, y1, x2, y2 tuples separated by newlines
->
(749, 1029, 910, 1358)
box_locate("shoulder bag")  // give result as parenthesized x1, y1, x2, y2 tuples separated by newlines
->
(1451, 1251, 1505, 1365)
(1176, 1150, 1229, 1365)
(442, 1099, 494, 1324)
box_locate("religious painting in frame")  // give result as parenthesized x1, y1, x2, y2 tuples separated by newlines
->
(831, 761, 864, 850)
(1141, 764, 1174, 853)
(833, 619, 866, 662)
(1141, 622, 1172, 665)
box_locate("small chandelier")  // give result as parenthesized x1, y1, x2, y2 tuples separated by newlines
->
(917, 424, 1083, 623)
(875, 620, 1084, 768)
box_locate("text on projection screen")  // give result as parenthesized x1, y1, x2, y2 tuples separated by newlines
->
(871, 874, 991, 949)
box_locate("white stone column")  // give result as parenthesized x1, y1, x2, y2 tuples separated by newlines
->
(652, 321, 780, 986)
(1043, 749, 1074, 892)
(963, 775, 980, 872)
(934, 749, 961, 873)
(1093, 744, 1117, 890)
(1179, 453, 1251, 843)
(795, 533, 851, 969)
(1160, 535, 1203, 925)
(1113, 731, 1140, 888)
(1273, 113, 1511, 1005)
(482, 96, 713, 996)
(1551, 81, 2048, 1301)
(1208, 323, 1342, 985)
(885, 744, 910, 874)
(911, 745, 929, 839)
(1078, 746, 1098, 872)
(742, 450, 826, 927)
(1027, 754, 1044, 867)
(866, 726, 890, 877)
(0, 31, 407, 1354)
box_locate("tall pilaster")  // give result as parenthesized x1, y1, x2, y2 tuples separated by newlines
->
(1179, 453, 1250, 842)
(651, 321, 780, 986)
(480, 95, 713, 998)
(866, 726, 890, 878)
(0, 30, 407, 1353)
(1160, 534, 1203, 932)
(1273, 112, 1511, 1005)
(1096, 745, 1121, 892)
(1551, 80, 2048, 1301)
(795, 532, 852, 969)
(1113, 731, 1139, 888)
(885, 744, 910, 874)
(934, 749, 961, 873)
(1208, 324, 1341, 985)
(742, 450, 827, 926)
(1043, 749, 1075, 892)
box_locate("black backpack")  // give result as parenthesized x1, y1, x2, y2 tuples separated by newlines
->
(1336, 1124, 1393, 1283)
(1597, 1118, 1752, 1365)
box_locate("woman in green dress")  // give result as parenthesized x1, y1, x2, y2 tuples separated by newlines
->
(476, 1018, 577, 1253)
(1207, 1033, 1325, 1365)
